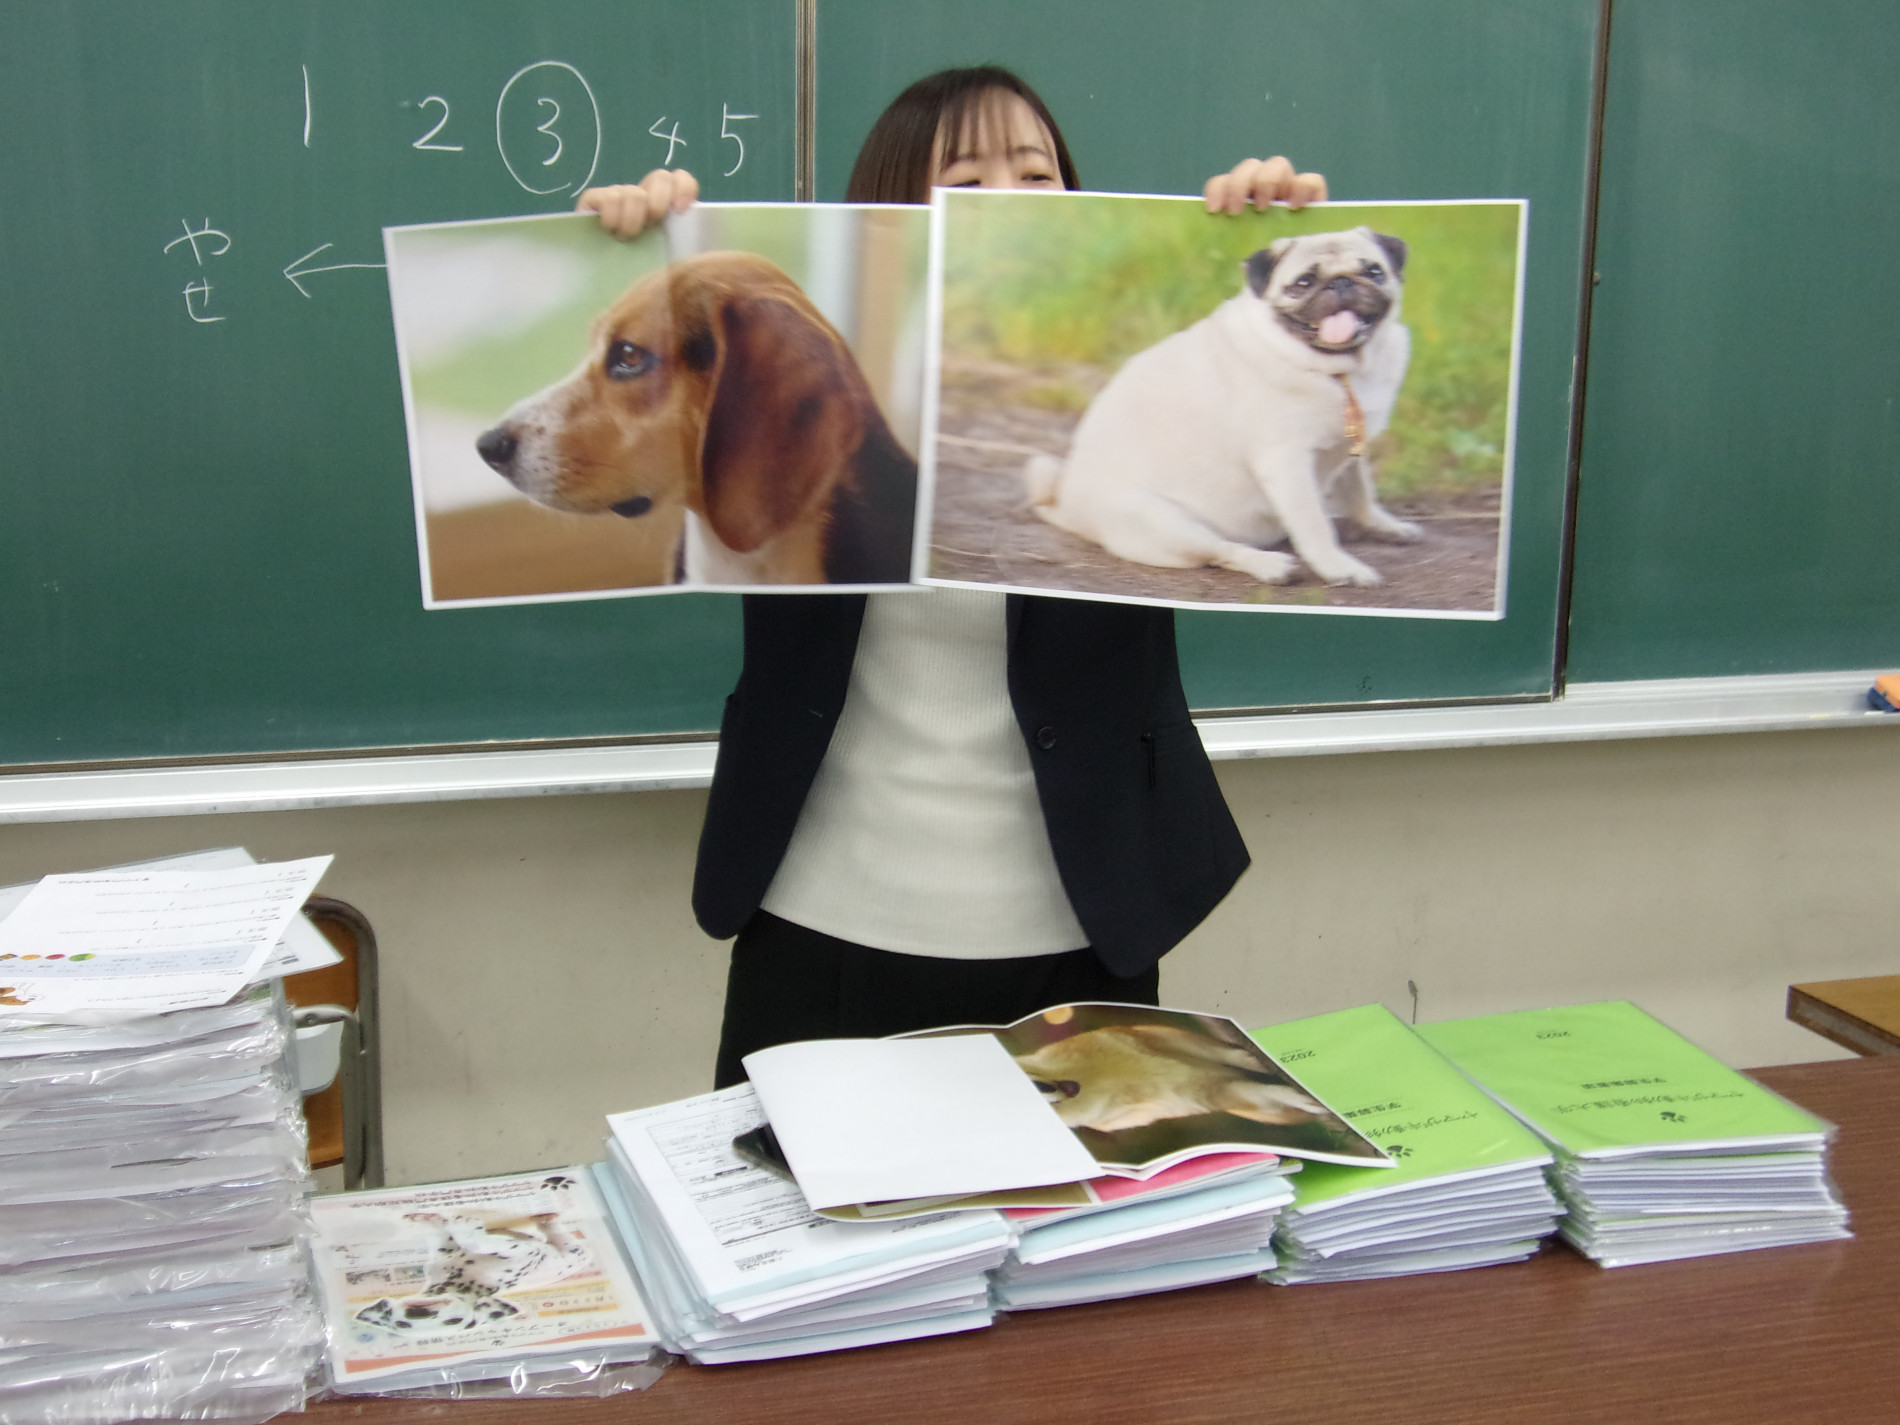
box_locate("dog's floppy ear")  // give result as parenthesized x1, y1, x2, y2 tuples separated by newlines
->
(700, 296, 865, 553)
(1244, 237, 1297, 296)
(1366, 228, 1408, 277)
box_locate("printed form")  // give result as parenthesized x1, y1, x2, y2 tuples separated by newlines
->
(0, 856, 332, 1015)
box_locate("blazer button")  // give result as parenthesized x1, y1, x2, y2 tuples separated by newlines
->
(1035, 725, 1058, 750)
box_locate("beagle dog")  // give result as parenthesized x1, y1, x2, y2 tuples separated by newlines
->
(476, 251, 917, 585)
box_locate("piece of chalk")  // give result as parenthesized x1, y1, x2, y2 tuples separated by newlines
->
(1870, 673, 1900, 713)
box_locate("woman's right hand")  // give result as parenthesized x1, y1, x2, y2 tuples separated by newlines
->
(576, 169, 700, 239)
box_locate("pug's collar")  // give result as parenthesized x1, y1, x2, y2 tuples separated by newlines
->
(1335, 375, 1367, 457)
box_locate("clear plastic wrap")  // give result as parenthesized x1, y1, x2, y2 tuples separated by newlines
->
(340, 1350, 671, 1400)
(0, 1018, 290, 1107)
(0, 1339, 320, 1425)
(0, 1081, 304, 1158)
(0, 985, 325, 1423)
(0, 984, 277, 1061)
(0, 1123, 309, 1204)
(0, 1176, 308, 1266)
(0, 1236, 309, 1315)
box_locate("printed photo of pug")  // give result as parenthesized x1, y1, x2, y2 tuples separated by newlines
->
(1028, 224, 1418, 589)
(924, 193, 1525, 616)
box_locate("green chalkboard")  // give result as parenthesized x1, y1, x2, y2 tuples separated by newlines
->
(0, 0, 793, 769)
(3, 0, 1612, 772)
(1565, 0, 1900, 682)
(817, 0, 1603, 712)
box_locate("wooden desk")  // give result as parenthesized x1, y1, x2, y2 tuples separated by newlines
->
(1789, 975, 1900, 1055)
(316, 1058, 1900, 1425)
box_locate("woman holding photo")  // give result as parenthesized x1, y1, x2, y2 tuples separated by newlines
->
(580, 67, 1326, 1088)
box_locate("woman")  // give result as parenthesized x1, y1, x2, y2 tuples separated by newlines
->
(580, 68, 1326, 1087)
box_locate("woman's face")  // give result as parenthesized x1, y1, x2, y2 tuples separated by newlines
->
(929, 91, 1064, 192)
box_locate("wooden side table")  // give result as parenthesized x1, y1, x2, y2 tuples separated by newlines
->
(1788, 974, 1900, 1055)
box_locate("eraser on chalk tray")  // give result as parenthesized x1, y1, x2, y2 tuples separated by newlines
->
(1870, 674, 1900, 713)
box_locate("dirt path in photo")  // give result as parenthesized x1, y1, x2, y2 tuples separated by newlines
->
(928, 360, 1504, 613)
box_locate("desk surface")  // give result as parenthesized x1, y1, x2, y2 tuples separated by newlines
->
(317, 1057, 1900, 1425)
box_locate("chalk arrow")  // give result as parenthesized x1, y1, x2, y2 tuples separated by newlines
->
(283, 242, 386, 299)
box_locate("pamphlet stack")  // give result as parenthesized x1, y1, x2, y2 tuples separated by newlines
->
(308, 1168, 664, 1397)
(991, 1155, 1297, 1308)
(0, 985, 324, 1424)
(1418, 1002, 1852, 1268)
(1252, 1006, 1564, 1283)
(598, 1085, 1015, 1364)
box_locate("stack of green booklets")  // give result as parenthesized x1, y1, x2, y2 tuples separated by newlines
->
(1418, 1002, 1851, 1268)
(1251, 1006, 1564, 1283)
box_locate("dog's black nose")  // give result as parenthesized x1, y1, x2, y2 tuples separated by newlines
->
(476, 426, 518, 472)
(1327, 275, 1358, 296)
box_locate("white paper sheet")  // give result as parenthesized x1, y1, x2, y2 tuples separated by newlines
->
(0, 848, 343, 984)
(0, 856, 331, 1016)
(742, 1035, 1101, 1211)
(605, 1085, 1012, 1320)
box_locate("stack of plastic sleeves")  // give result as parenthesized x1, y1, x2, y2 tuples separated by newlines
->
(0, 984, 322, 1424)
(596, 1085, 1014, 1364)
(1418, 1001, 1851, 1268)
(991, 1154, 1296, 1308)
(1252, 1005, 1564, 1283)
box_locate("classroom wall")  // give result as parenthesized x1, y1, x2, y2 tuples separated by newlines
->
(2, 724, 1892, 1186)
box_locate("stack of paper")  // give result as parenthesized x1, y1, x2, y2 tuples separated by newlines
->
(0, 985, 324, 1424)
(309, 1168, 664, 1396)
(991, 1154, 1298, 1308)
(1418, 1002, 1851, 1268)
(1252, 1005, 1564, 1283)
(597, 1085, 1015, 1364)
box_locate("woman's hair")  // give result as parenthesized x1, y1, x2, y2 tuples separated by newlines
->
(845, 65, 1080, 204)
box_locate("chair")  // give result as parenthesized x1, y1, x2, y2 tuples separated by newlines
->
(283, 897, 385, 1189)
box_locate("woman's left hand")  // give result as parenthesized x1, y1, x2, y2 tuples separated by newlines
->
(1204, 156, 1327, 213)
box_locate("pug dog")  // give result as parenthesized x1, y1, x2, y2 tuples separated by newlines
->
(1025, 225, 1421, 587)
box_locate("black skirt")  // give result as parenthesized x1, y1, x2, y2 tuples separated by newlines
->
(713, 910, 1161, 1089)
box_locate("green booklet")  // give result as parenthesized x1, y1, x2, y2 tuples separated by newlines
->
(1415, 1002, 1829, 1159)
(1251, 1004, 1550, 1213)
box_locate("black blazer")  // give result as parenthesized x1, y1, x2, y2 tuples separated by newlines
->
(692, 593, 1251, 978)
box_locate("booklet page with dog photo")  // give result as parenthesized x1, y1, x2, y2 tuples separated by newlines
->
(920, 189, 1526, 618)
(384, 204, 930, 608)
(743, 1003, 1387, 1218)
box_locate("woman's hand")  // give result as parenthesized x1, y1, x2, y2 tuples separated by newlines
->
(576, 169, 700, 239)
(1203, 156, 1327, 214)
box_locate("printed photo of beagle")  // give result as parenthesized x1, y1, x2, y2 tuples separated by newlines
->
(384, 206, 929, 606)
(478, 250, 919, 587)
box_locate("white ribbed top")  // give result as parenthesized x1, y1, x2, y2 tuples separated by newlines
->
(759, 588, 1088, 959)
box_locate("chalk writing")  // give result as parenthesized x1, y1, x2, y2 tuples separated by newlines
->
(648, 115, 687, 166)
(496, 61, 600, 196)
(164, 220, 233, 324)
(721, 104, 758, 177)
(283, 242, 387, 299)
(412, 96, 464, 152)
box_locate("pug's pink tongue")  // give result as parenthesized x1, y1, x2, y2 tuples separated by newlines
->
(1318, 311, 1361, 345)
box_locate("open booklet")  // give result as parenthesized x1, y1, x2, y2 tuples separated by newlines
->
(742, 1002, 1387, 1217)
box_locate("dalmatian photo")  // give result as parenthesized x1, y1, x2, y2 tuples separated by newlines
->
(352, 1192, 594, 1341)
